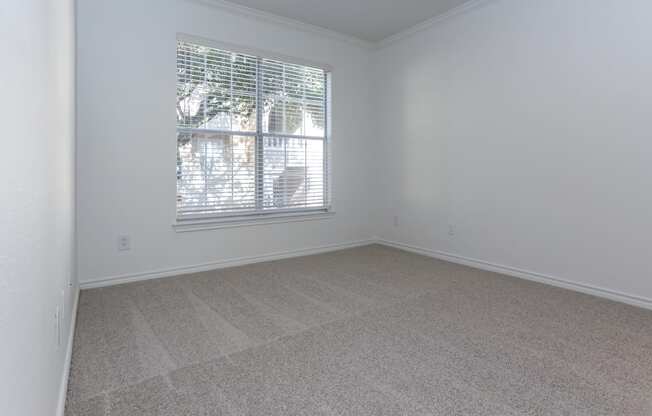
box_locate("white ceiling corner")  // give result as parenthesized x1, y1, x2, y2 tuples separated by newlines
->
(189, 0, 490, 47)
(187, 0, 376, 49)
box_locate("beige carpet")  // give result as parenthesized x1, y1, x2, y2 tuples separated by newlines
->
(65, 245, 652, 415)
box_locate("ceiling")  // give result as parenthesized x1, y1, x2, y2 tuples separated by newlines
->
(221, 0, 473, 43)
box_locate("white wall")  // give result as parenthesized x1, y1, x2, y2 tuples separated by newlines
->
(0, 0, 77, 415)
(374, 0, 652, 303)
(2, 0, 649, 412)
(77, 0, 652, 306)
(76, 0, 375, 285)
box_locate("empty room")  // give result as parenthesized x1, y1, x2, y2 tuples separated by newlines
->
(3, 0, 652, 415)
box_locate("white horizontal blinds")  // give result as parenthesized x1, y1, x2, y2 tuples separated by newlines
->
(262, 137, 325, 210)
(261, 59, 325, 137)
(177, 133, 256, 215)
(176, 41, 257, 131)
(260, 59, 327, 211)
(176, 41, 257, 216)
(176, 40, 328, 218)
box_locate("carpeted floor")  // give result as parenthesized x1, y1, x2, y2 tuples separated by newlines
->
(65, 245, 652, 415)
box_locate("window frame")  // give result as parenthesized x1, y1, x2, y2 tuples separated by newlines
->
(174, 34, 333, 227)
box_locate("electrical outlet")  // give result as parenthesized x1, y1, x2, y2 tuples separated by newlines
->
(448, 225, 456, 237)
(393, 215, 399, 227)
(118, 235, 131, 251)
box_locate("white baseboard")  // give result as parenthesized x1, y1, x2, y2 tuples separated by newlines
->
(80, 239, 376, 289)
(378, 239, 652, 311)
(56, 286, 80, 416)
(79, 236, 652, 311)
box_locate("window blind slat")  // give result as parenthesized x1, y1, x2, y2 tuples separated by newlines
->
(176, 40, 329, 218)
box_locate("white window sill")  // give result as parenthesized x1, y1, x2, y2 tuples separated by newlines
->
(173, 211, 335, 233)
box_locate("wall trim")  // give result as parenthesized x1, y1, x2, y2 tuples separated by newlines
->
(377, 239, 652, 311)
(376, 0, 496, 48)
(80, 239, 375, 289)
(173, 211, 335, 233)
(183, 0, 374, 50)
(80, 236, 652, 309)
(56, 287, 80, 416)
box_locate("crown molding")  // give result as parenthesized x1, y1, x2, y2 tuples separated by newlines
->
(183, 0, 496, 51)
(376, 0, 495, 49)
(183, 0, 375, 50)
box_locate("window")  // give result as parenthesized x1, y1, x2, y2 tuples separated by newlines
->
(176, 39, 330, 221)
